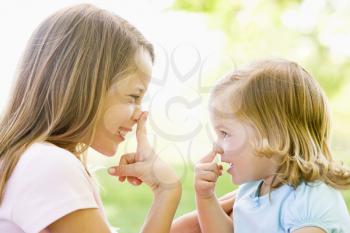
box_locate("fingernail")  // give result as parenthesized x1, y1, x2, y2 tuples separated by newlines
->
(108, 167, 116, 174)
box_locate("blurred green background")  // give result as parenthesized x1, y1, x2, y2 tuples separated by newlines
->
(96, 164, 350, 233)
(0, 0, 349, 232)
(90, 0, 350, 232)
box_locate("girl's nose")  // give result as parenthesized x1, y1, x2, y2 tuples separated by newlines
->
(213, 142, 224, 154)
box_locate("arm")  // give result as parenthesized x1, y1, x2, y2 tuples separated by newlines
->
(110, 152, 182, 233)
(109, 112, 182, 233)
(48, 209, 112, 233)
(194, 149, 234, 233)
(170, 191, 236, 233)
(170, 210, 201, 233)
(142, 184, 182, 233)
(196, 196, 233, 233)
(292, 227, 326, 233)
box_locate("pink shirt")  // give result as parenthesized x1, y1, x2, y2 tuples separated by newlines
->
(0, 142, 110, 233)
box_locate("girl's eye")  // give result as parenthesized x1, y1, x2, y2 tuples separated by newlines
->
(220, 131, 228, 137)
(129, 95, 140, 102)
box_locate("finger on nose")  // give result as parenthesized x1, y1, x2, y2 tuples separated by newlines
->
(139, 111, 148, 121)
(136, 112, 148, 133)
(199, 149, 217, 163)
(132, 106, 142, 121)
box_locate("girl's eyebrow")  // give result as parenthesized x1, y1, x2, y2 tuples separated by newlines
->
(214, 124, 227, 130)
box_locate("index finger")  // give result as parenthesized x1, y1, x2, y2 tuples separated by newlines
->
(136, 112, 148, 146)
(135, 112, 153, 161)
(199, 147, 218, 163)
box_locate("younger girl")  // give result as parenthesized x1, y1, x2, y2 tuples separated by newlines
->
(174, 59, 350, 233)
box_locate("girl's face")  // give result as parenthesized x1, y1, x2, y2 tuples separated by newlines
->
(91, 50, 152, 156)
(209, 90, 279, 185)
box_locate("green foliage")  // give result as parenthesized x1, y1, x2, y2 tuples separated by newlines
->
(172, 0, 219, 13)
(173, 0, 350, 97)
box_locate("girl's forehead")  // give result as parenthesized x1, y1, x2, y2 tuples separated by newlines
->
(110, 48, 152, 92)
(210, 111, 238, 125)
(209, 104, 236, 122)
(134, 48, 153, 77)
(209, 93, 240, 120)
(209, 101, 239, 127)
(208, 84, 246, 130)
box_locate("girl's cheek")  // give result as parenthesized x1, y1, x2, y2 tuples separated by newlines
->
(103, 103, 134, 133)
(125, 104, 135, 117)
(223, 137, 246, 157)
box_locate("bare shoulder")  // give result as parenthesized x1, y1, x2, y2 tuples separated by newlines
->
(48, 208, 111, 233)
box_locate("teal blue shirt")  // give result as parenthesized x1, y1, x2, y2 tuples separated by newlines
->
(233, 180, 350, 232)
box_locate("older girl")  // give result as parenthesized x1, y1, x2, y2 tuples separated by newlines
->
(0, 4, 180, 233)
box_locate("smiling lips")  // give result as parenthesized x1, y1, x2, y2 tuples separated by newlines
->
(116, 127, 132, 140)
(227, 163, 234, 173)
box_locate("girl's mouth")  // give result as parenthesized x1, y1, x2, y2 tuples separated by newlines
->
(227, 163, 234, 173)
(114, 128, 130, 141)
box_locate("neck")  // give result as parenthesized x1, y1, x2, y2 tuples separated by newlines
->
(259, 175, 279, 196)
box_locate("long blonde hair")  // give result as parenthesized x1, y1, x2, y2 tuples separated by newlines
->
(211, 58, 350, 189)
(0, 4, 154, 203)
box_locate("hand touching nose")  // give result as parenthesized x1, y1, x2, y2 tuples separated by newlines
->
(194, 145, 223, 199)
(108, 112, 180, 192)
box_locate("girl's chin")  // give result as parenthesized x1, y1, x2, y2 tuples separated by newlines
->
(91, 142, 120, 157)
(231, 177, 242, 185)
(230, 172, 245, 185)
(227, 166, 241, 184)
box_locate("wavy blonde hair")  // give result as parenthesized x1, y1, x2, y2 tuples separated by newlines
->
(210, 58, 350, 190)
(0, 4, 154, 203)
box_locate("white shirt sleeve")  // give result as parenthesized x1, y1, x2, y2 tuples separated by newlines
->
(282, 182, 350, 233)
(10, 143, 99, 233)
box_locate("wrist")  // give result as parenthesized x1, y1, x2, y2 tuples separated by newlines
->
(154, 180, 182, 199)
(195, 191, 216, 201)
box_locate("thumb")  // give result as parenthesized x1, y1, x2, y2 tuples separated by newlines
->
(109, 163, 141, 178)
